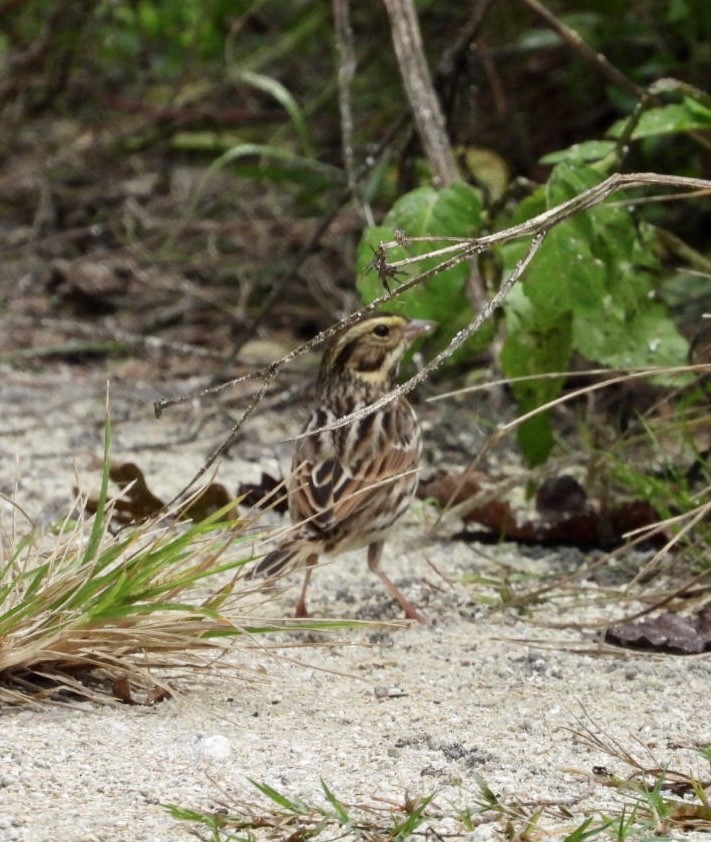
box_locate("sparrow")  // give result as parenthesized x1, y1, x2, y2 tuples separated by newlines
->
(253, 313, 434, 622)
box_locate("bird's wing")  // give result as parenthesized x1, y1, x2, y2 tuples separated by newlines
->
(289, 445, 417, 535)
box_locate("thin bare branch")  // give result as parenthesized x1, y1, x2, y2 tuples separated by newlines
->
(380, 173, 711, 272)
(382, 0, 459, 186)
(521, 1, 711, 154)
(293, 230, 547, 442)
(520, 0, 642, 98)
(436, 0, 497, 82)
(333, 0, 374, 227)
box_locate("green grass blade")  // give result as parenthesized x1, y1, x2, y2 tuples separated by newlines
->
(391, 793, 435, 839)
(233, 69, 313, 156)
(563, 816, 614, 841)
(320, 779, 351, 825)
(81, 400, 112, 565)
(207, 142, 340, 184)
(248, 779, 308, 815)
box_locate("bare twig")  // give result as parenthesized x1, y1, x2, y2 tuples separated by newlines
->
(381, 0, 459, 187)
(221, 119, 411, 367)
(293, 230, 547, 443)
(333, 0, 374, 227)
(520, 0, 642, 98)
(436, 0, 498, 83)
(377, 172, 711, 275)
(616, 77, 711, 156)
(224, 1, 489, 360)
(521, 0, 711, 155)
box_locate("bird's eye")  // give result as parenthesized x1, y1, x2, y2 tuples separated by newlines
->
(372, 324, 390, 338)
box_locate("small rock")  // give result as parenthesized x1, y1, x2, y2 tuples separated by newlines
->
(198, 734, 232, 762)
(374, 686, 407, 699)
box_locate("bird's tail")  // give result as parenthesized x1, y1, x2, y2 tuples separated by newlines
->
(251, 538, 315, 579)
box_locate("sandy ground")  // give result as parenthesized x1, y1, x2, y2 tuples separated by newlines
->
(2, 362, 711, 841)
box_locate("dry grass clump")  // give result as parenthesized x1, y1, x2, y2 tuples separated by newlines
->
(0, 420, 298, 705)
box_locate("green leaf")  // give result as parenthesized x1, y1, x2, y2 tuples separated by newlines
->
(321, 780, 350, 824)
(82, 395, 112, 565)
(357, 183, 492, 362)
(248, 779, 308, 814)
(390, 793, 435, 839)
(577, 302, 690, 371)
(609, 97, 711, 139)
(518, 412, 556, 467)
(540, 140, 617, 165)
(563, 815, 614, 841)
(500, 285, 572, 465)
(231, 70, 313, 157)
(508, 187, 548, 226)
(685, 95, 711, 123)
(500, 161, 688, 464)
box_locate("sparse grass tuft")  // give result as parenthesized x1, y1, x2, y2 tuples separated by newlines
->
(564, 714, 711, 839)
(164, 723, 711, 839)
(166, 779, 440, 841)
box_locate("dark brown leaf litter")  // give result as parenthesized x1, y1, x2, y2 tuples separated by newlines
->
(112, 676, 171, 706)
(605, 604, 711, 654)
(419, 469, 664, 551)
(82, 461, 235, 526)
(236, 471, 288, 514)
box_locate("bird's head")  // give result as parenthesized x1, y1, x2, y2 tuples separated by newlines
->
(319, 314, 435, 393)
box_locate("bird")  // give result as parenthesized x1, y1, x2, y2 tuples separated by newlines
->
(253, 313, 435, 622)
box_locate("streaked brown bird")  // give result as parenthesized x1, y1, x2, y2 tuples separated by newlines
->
(254, 313, 435, 622)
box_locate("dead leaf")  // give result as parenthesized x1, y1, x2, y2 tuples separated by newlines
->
(536, 475, 588, 517)
(417, 466, 490, 506)
(83, 461, 237, 525)
(605, 604, 711, 654)
(667, 801, 711, 827)
(112, 675, 134, 704)
(112, 675, 171, 705)
(423, 468, 663, 550)
(237, 471, 288, 513)
(179, 483, 235, 521)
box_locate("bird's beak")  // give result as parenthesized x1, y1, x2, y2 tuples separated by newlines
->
(404, 319, 437, 341)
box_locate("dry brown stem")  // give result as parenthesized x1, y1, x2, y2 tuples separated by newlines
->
(381, 0, 459, 187)
(521, 0, 642, 98)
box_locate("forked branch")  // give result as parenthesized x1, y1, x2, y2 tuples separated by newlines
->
(155, 172, 711, 502)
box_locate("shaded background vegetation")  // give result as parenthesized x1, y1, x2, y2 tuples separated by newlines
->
(2, 0, 711, 467)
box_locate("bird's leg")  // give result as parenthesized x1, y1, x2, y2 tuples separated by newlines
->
(367, 542, 427, 624)
(294, 554, 318, 618)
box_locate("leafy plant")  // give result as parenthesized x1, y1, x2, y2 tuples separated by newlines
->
(164, 736, 711, 839)
(354, 82, 711, 464)
(356, 182, 495, 361)
(499, 160, 689, 463)
(565, 715, 711, 838)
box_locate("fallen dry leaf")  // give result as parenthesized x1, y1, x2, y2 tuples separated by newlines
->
(423, 469, 662, 550)
(83, 461, 237, 525)
(605, 604, 711, 654)
(237, 471, 288, 514)
(112, 675, 171, 705)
